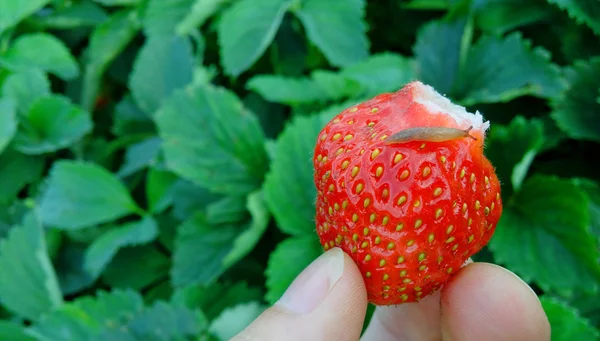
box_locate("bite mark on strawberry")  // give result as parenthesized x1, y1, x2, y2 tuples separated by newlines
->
(313, 81, 503, 305)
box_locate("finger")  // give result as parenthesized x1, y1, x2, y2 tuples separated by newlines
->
(440, 262, 551, 341)
(360, 258, 474, 341)
(231, 248, 369, 341)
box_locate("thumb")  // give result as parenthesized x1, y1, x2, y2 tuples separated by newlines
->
(231, 248, 368, 341)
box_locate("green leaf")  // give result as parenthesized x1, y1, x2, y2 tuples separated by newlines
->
(206, 196, 248, 225)
(218, 0, 293, 76)
(247, 71, 360, 105)
(101, 245, 170, 290)
(1, 69, 50, 115)
(117, 137, 161, 177)
(415, 18, 565, 104)
(146, 168, 178, 214)
(55, 243, 97, 295)
(414, 17, 466, 96)
(485, 116, 544, 193)
(119, 301, 206, 340)
(456, 32, 566, 105)
(0, 148, 44, 201)
(142, 0, 195, 36)
(0, 33, 79, 80)
(0, 321, 36, 341)
(265, 235, 322, 304)
(489, 175, 600, 297)
(84, 216, 158, 278)
(176, 0, 232, 35)
(0, 211, 63, 320)
(295, 0, 369, 67)
(29, 289, 144, 341)
(82, 9, 141, 112)
(0, 98, 17, 154)
(171, 180, 222, 221)
(33, 0, 108, 29)
(547, 0, 600, 36)
(340, 52, 416, 96)
(550, 57, 600, 142)
(111, 94, 155, 136)
(93, 0, 140, 5)
(39, 161, 140, 229)
(156, 83, 268, 195)
(474, 0, 553, 34)
(208, 301, 266, 340)
(172, 281, 263, 320)
(129, 34, 194, 115)
(13, 95, 93, 155)
(172, 191, 269, 287)
(541, 296, 600, 341)
(572, 178, 600, 240)
(264, 111, 334, 235)
(0, 0, 50, 34)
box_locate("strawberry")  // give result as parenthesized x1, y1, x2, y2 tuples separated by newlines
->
(313, 81, 502, 305)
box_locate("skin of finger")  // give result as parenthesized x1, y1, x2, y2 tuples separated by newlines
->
(360, 290, 442, 341)
(440, 262, 551, 341)
(230, 252, 369, 341)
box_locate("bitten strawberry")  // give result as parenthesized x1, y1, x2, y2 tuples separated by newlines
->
(313, 81, 502, 305)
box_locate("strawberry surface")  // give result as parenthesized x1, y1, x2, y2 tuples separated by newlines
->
(313, 81, 502, 305)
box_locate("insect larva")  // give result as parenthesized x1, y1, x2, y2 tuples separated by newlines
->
(385, 126, 477, 144)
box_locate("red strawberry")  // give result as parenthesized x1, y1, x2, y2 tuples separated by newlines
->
(313, 81, 502, 305)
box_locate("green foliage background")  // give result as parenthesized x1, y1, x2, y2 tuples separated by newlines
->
(0, 0, 599, 339)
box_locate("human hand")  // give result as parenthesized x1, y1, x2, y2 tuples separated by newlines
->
(231, 247, 550, 341)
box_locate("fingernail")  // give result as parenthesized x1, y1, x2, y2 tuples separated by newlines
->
(276, 247, 345, 314)
(489, 263, 539, 299)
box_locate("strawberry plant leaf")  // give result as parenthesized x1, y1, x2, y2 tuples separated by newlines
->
(541, 296, 600, 341)
(39, 161, 141, 229)
(55, 243, 97, 295)
(573, 178, 600, 241)
(550, 57, 600, 142)
(101, 245, 170, 290)
(474, 0, 553, 34)
(118, 301, 207, 340)
(129, 34, 194, 116)
(172, 281, 263, 321)
(340, 52, 416, 97)
(84, 216, 158, 278)
(172, 190, 269, 287)
(218, 0, 293, 76)
(0, 148, 44, 202)
(294, 0, 369, 67)
(485, 116, 545, 193)
(415, 19, 565, 104)
(176, 0, 232, 36)
(206, 196, 248, 225)
(155, 83, 268, 195)
(13, 95, 93, 155)
(32, 0, 108, 29)
(264, 110, 335, 235)
(0, 211, 63, 321)
(208, 301, 265, 340)
(142, 0, 194, 36)
(0, 99, 17, 154)
(81, 9, 141, 112)
(265, 235, 322, 304)
(489, 175, 600, 297)
(146, 168, 177, 214)
(29, 289, 144, 341)
(111, 94, 155, 136)
(0, 321, 36, 341)
(414, 17, 466, 97)
(547, 0, 600, 36)
(0, 33, 79, 80)
(117, 137, 162, 177)
(0, 0, 50, 34)
(171, 180, 222, 221)
(93, 0, 140, 5)
(456, 32, 566, 105)
(1, 69, 50, 115)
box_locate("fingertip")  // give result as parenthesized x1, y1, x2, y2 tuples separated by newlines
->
(441, 262, 550, 341)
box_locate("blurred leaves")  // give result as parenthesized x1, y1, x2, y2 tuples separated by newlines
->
(541, 296, 600, 340)
(546, 0, 600, 36)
